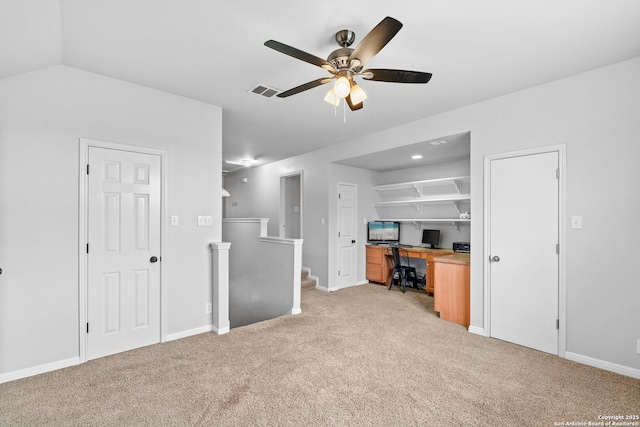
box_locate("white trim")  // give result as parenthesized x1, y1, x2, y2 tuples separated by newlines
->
(79, 138, 168, 363)
(0, 357, 80, 385)
(222, 218, 269, 224)
(212, 325, 230, 335)
(468, 326, 486, 336)
(166, 325, 213, 342)
(259, 236, 303, 246)
(483, 144, 566, 356)
(288, 308, 302, 315)
(565, 352, 640, 379)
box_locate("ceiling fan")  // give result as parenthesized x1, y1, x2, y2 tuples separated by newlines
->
(264, 16, 432, 111)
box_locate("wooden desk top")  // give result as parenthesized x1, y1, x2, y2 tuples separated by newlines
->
(433, 253, 471, 266)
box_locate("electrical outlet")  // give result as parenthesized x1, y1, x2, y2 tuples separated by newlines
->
(205, 303, 212, 314)
(170, 215, 179, 226)
(197, 216, 213, 227)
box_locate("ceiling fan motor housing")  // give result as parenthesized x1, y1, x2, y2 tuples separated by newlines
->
(327, 47, 354, 70)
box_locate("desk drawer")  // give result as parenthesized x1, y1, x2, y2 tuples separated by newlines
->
(366, 263, 384, 283)
(366, 246, 384, 263)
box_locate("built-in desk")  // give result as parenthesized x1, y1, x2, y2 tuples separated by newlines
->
(365, 245, 454, 292)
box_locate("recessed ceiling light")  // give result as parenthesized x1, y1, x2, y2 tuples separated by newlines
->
(430, 141, 440, 146)
(439, 140, 449, 144)
(411, 154, 423, 160)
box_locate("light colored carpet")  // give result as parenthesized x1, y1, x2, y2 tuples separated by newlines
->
(1, 284, 638, 426)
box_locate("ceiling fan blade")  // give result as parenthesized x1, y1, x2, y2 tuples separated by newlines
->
(346, 94, 363, 111)
(362, 69, 432, 84)
(265, 40, 336, 73)
(349, 17, 403, 67)
(277, 77, 333, 98)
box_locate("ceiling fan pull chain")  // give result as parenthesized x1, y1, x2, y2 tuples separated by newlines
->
(343, 99, 346, 123)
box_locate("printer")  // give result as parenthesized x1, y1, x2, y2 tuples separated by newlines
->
(453, 242, 470, 253)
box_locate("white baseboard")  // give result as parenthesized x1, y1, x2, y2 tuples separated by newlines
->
(166, 325, 213, 342)
(288, 308, 302, 315)
(565, 351, 640, 379)
(0, 357, 80, 385)
(468, 325, 486, 336)
(212, 325, 229, 335)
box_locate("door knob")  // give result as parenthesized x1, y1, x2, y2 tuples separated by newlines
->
(150, 256, 158, 263)
(351, 240, 356, 244)
(491, 255, 500, 262)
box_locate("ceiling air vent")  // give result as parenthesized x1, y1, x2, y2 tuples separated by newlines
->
(249, 84, 282, 101)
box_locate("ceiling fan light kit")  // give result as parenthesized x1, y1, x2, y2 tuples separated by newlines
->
(264, 16, 432, 113)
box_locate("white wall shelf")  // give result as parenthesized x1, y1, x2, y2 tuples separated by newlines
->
(373, 175, 470, 196)
(376, 218, 471, 230)
(373, 194, 470, 207)
(373, 175, 471, 231)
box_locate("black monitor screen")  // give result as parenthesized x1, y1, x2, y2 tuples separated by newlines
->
(421, 229, 440, 248)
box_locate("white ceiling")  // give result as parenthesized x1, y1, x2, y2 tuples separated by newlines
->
(3, 0, 640, 171)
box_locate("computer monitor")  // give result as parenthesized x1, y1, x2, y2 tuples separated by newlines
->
(421, 229, 440, 248)
(367, 221, 400, 244)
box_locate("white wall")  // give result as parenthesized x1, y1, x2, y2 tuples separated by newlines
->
(0, 66, 222, 377)
(225, 56, 640, 375)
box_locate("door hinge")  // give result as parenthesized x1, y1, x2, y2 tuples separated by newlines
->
(86, 164, 90, 175)
(86, 323, 90, 333)
(556, 243, 559, 254)
(556, 319, 559, 330)
(555, 168, 560, 179)
(338, 270, 341, 276)
(86, 243, 89, 254)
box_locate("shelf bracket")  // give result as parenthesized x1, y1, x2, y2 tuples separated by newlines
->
(452, 179, 462, 195)
(453, 221, 461, 231)
(412, 184, 423, 197)
(413, 204, 423, 215)
(412, 221, 421, 229)
(452, 201, 462, 215)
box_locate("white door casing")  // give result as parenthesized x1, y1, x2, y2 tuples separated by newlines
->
(485, 146, 565, 355)
(80, 140, 166, 361)
(337, 182, 358, 288)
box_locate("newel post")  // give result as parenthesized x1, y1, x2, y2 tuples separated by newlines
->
(210, 242, 231, 334)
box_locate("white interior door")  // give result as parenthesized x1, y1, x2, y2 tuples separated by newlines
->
(488, 150, 559, 354)
(337, 183, 357, 288)
(87, 147, 162, 360)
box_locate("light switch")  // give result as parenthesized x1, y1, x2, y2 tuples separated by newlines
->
(170, 216, 179, 226)
(570, 216, 583, 229)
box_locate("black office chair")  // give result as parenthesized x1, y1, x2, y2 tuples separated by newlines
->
(388, 247, 418, 293)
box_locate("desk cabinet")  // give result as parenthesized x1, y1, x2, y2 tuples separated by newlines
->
(433, 254, 470, 327)
(366, 246, 387, 284)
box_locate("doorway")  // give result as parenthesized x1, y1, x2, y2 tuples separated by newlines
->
(484, 145, 565, 355)
(279, 172, 303, 239)
(336, 182, 358, 288)
(79, 139, 166, 361)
